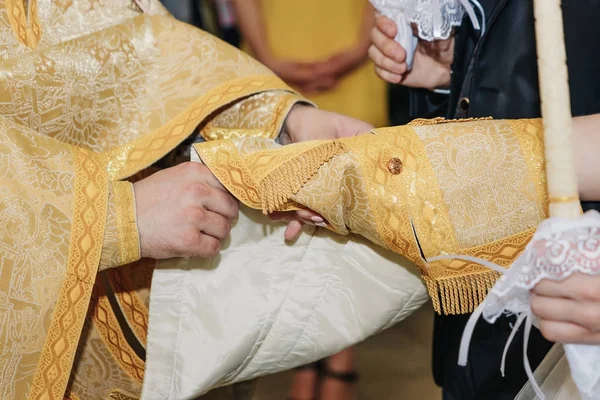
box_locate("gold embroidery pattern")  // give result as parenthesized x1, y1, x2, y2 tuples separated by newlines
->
(91, 285, 145, 383)
(107, 74, 290, 180)
(510, 119, 549, 216)
(408, 116, 494, 126)
(29, 148, 108, 400)
(64, 392, 81, 400)
(114, 182, 140, 266)
(108, 390, 139, 400)
(0, 10, 293, 180)
(65, 316, 143, 400)
(385, 126, 459, 263)
(406, 120, 547, 314)
(109, 268, 149, 346)
(5, 0, 41, 49)
(198, 119, 548, 315)
(99, 182, 139, 271)
(201, 91, 302, 141)
(426, 228, 536, 314)
(195, 138, 339, 213)
(343, 132, 423, 264)
(0, 3, 301, 396)
(414, 120, 545, 248)
(0, 119, 74, 399)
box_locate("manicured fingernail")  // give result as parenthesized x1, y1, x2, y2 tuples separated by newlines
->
(315, 222, 328, 228)
(311, 216, 324, 223)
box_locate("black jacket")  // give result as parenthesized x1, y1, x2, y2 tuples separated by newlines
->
(412, 1, 600, 399)
(411, 0, 600, 120)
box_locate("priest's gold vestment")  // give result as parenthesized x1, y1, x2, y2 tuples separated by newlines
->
(0, 1, 549, 399)
(0, 1, 305, 398)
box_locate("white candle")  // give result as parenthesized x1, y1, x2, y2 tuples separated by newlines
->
(533, 0, 580, 218)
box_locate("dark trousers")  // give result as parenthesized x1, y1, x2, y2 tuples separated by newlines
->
(433, 313, 553, 400)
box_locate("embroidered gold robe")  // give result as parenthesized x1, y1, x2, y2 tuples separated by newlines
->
(194, 118, 549, 315)
(0, 1, 305, 399)
(0, 1, 549, 399)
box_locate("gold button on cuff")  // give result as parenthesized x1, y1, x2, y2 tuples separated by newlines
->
(387, 158, 403, 175)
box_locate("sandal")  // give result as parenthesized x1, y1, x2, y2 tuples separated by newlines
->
(318, 367, 359, 400)
(287, 362, 323, 400)
(321, 368, 359, 383)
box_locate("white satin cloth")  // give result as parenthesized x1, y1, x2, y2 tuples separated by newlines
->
(141, 171, 428, 398)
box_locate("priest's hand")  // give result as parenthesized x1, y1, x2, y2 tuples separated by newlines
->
(281, 104, 373, 144)
(368, 15, 454, 89)
(134, 162, 238, 259)
(531, 273, 600, 344)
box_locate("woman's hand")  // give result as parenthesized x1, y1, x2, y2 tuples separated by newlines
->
(531, 273, 600, 344)
(368, 15, 454, 89)
(313, 46, 368, 82)
(269, 210, 328, 241)
(264, 59, 318, 87)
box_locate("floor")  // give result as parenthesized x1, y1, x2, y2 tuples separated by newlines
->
(251, 303, 441, 400)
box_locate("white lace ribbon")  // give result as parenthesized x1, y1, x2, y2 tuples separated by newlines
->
(370, 0, 483, 40)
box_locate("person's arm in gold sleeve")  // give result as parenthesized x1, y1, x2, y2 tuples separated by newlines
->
(201, 92, 373, 144)
(194, 117, 550, 314)
(194, 114, 600, 314)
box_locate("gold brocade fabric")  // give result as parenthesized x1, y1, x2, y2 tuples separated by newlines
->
(0, 1, 304, 399)
(0, 116, 109, 400)
(195, 118, 549, 315)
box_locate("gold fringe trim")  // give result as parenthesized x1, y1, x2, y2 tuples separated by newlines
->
(423, 271, 502, 315)
(260, 141, 346, 213)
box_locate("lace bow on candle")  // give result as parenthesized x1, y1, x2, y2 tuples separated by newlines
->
(430, 210, 600, 400)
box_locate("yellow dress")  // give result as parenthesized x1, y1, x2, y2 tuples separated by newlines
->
(260, 0, 389, 127)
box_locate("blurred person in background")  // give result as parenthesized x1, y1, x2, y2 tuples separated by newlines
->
(234, 0, 387, 128)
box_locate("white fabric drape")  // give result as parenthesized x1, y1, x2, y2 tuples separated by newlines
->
(141, 152, 428, 400)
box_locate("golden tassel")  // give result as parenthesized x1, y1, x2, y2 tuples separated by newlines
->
(259, 141, 347, 213)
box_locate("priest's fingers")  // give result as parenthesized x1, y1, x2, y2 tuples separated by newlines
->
(181, 162, 227, 191)
(538, 319, 600, 345)
(530, 293, 600, 332)
(194, 209, 232, 241)
(188, 233, 222, 259)
(194, 184, 239, 220)
(533, 273, 600, 302)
